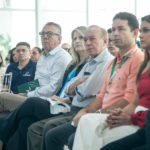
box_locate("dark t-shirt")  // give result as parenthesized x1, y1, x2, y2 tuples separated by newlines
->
(6, 59, 36, 94)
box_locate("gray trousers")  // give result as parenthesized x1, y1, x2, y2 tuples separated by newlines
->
(0, 92, 26, 112)
(27, 107, 81, 150)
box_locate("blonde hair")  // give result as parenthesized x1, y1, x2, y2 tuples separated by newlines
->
(69, 26, 87, 65)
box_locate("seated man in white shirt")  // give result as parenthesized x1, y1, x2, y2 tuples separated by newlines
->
(0, 22, 72, 113)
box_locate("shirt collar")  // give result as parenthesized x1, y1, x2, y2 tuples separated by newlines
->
(15, 59, 34, 70)
(116, 44, 138, 60)
(43, 45, 61, 56)
(88, 48, 109, 63)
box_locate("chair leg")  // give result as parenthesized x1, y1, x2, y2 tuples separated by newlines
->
(0, 140, 3, 150)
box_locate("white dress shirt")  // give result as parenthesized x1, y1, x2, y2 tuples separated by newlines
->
(27, 45, 72, 97)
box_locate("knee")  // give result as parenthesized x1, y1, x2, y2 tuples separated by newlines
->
(27, 123, 35, 137)
(26, 97, 48, 109)
(79, 114, 90, 124)
(28, 121, 44, 138)
(25, 97, 38, 104)
(23, 97, 42, 108)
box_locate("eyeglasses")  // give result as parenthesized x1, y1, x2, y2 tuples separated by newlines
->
(39, 31, 60, 37)
(16, 49, 28, 53)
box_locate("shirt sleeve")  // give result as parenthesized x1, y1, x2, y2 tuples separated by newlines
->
(131, 110, 148, 128)
(27, 56, 71, 98)
(96, 62, 112, 102)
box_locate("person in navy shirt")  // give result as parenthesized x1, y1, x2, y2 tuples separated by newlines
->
(0, 42, 36, 115)
(6, 42, 36, 94)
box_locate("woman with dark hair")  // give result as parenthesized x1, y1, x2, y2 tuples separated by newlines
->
(31, 47, 42, 62)
(0, 54, 5, 74)
(9, 47, 18, 64)
(101, 14, 150, 150)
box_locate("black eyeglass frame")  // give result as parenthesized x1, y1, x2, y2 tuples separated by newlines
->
(39, 31, 60, 37)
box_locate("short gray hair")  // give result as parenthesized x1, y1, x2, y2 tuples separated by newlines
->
(44, 22, 62, 35)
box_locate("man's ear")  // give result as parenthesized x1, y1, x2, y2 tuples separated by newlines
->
(133, 29, 139, 38)
(104, 38, 108, 45)
(58, 36, 62, 44)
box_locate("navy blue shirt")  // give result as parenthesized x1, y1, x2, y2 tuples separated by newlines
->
(6, 59, 36, 94)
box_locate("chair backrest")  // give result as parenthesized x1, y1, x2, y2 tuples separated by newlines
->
(0, 73, 12, 93)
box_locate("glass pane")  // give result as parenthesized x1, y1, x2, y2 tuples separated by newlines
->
(1, 0, 34, 9)
(0, 11, 35, 50)
(38, 11, 86, 45)
(89, 0, 135, 30)
(0, 11, 12, 58)
(137, 0, 149, 19)
(39, 0, 86, 11)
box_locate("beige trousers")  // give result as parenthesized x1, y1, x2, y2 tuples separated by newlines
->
(0, 92, 26, 112)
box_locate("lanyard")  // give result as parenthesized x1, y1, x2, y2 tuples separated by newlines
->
(102, 48, 137, 104)
(109, 49, 137, 84)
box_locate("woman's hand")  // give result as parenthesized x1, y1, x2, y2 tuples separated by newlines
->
(50, 95, 71, 103)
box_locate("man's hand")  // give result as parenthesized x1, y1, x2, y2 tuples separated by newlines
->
(108, 108, 123, 116)
(73, 109, 87, 126)
(76, 77, 88, 84)
(68, 77, 88, 95)
(106, 109, 132, 128)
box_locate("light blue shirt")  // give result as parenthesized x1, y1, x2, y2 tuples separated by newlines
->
(65, 49, 114, 108)
(27, 45, 72, 97)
